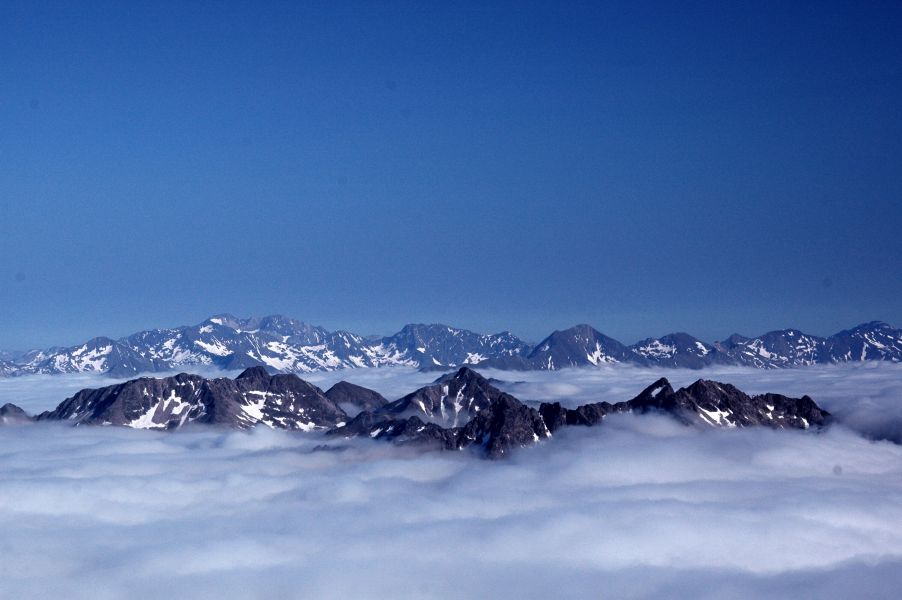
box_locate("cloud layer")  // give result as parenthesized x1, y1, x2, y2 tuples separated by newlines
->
(1, 364, 901, 599)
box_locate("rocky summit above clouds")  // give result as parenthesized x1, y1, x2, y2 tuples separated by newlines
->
(0, 403, 31, 425)
(1, 315, 899, 378)
(332, 367, 829, 458)
(538, 377, 829, 432)
(323, 381, 388, 414)
(34, 366, 348, 431)
(0, 367, 832, 459)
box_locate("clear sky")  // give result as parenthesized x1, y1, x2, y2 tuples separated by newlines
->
(1, 0, 901, 349)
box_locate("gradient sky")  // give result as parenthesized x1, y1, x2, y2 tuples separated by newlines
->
(2, 0, 901, 349)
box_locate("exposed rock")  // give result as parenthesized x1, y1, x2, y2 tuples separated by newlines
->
(379, 367, 507, 426)
(539, 376, 829, 432)
(32, 367, 834, 458)
(36, 368, 347, 431)
(0, 403, 31, 425)
(324, 381, 388, 414)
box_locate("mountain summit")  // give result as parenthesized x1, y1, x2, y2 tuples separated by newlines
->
(1, 316, 899, 377)
(5, 368, 832, 459)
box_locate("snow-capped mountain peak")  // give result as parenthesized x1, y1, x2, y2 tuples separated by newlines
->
(2, 317, 899, 378)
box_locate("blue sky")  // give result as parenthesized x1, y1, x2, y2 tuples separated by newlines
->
(1, 0, 901, 349)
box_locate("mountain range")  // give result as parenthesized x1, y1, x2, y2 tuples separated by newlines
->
(0, 367, 831, 458)
(1, 314, 899, 378)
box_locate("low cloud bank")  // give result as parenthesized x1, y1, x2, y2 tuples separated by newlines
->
(2, 361, 900, 597)
(1, 411, 902, 598)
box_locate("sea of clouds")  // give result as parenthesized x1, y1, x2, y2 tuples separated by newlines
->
(1, 363, 901, 599)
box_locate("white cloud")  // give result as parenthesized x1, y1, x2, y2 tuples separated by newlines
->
(1, 364, 901, 598)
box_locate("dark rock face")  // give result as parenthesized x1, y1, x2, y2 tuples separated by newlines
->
(638, 378, 831, 429)
(539, 378, 672, 433)
(331, 370, 830, 458)
(329, 369, 830, 458)
(330, 389, 550, 459)
(324, 381, 388, 414)
(379, 367, 507, 426)
(36, 368, 347, 431)
(606, 377, 682, 417)
(336, 412, 459, 450)
(538, 376, 830, 433)
(0, 403, 31, 425)
(539, 401, 611, 432)
(330, 368, 831, 458)
(330, 368, 552, 458)
(31, 366, 833, 458)
(455, 393, 550, 458)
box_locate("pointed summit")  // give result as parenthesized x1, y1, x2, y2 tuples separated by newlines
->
(434, 366, 488, 385)
(236, 366, 273, 380)
(622, 378, 831, 430)
(0, 403, 31, 425)
(634, 377, 675, 402)
(382, 367, 506, 426)
(527, 324, 638, 369)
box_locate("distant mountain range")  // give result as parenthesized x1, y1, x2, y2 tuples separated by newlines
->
(1, 314, 899, 378)
(0, 367, 831, 458)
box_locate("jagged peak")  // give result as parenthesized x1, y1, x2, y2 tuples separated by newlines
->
(236, 366, 272, 380)
(487, 391, 526, 411)
(684, 379, 742, 396)
(434, 366, 489, 385)
(638, 377, 674, 398)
